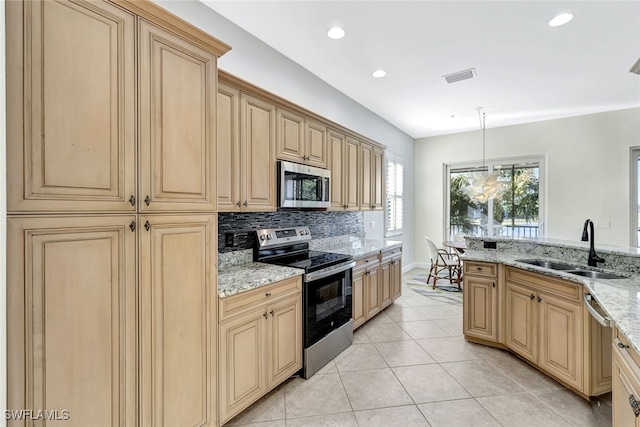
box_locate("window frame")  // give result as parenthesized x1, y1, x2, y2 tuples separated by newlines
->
(385, 154, 404, 237)
(443, 155, 546, 240)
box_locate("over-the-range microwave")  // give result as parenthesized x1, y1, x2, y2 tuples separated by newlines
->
(278, 160, 331, 209)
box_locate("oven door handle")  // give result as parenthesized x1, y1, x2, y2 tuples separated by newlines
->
(584, 294, 610, 327)
(304, 261, 356, 282)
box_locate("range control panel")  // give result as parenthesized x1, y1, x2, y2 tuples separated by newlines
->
(255, 226, 311, 248)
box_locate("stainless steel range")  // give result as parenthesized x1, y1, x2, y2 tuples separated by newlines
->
(254, 226, 355, 379)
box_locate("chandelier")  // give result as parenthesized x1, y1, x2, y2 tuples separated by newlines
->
(462, 108, 502, 203)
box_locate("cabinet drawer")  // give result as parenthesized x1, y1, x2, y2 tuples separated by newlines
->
(505, 267, 581, 302)
(354, 254, 380, 275)
(219, 276, 302, 322)
(615, 327, 640, 371)
(381, 246, 402, 262)
(464, 261, 497, 278)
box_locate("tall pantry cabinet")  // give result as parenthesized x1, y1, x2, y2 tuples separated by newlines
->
(6, 1, 230, 426)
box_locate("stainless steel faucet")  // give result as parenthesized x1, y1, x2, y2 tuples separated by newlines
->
(581, 219, 605, 267)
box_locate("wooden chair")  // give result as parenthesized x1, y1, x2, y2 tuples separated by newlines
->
(424, 236, 462, 289)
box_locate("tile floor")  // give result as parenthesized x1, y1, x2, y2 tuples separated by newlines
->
(225, 269, 612, 427)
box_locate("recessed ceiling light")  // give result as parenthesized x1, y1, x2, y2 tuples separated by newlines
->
(372, 69, 386, 78)
(327, 27, 345, 40)
(549, 13, 574, 27)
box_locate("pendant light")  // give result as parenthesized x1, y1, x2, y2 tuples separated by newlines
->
(463, 108, 502, 203)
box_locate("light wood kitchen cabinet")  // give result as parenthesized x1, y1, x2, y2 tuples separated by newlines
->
(219, 277, 302, 424)
(463, 262, 499, 343)
(7, 215, 138, 426)
(7, 0, 137, 213)
(504, 267, 584, 392)
(138, 19, 217, 212)
(139, 214, 217, 426)
(241, 93, 277, 210)
(329, 132, 360, 211)
(352, 254, 381, 329)
(217, 88, 277, 211)
(359, 142, 384, 211)
(276, 107, 327, 168)
(372, 146, 385, 210)
(381, 246, 403, 309)
(613, 327, 640, 427)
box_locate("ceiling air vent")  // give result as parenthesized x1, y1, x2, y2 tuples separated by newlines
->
(630, 57, 640, 75)
(443, 68, 476, 84)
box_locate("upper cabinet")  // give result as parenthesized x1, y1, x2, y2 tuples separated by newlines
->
(7, 0, 137, 212)
(276, 107, 328, 168)
(359, 142, 384, 211)
(7, 0, 229, 214)
(329, 132, 359, 211)
(138, 19, 217, 212)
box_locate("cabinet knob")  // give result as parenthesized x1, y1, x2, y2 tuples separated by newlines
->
(537, 296, 542, 303)
(129, 195, 136, 206)
(530, 294, 535, 300)
(144, 220, 151, 231)
(270, 310, 274, 317)
(243, 201, 248, 207)
(129, 221, 136, 232)
(265, 292, 272, 297)
(263, 312, 268, 319)
(144, 195, 151, 206)
(618, 342, 630, 349)
(492, 282, 495, 288)
(236, 201, 241, 208)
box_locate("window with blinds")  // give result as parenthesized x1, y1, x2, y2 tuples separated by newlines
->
(385, 157, 403, 236)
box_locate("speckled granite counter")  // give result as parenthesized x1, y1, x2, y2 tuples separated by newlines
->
(309, 235, 402, 258)
(463, 241, 640, 356)
(217, 235, 402, 298)
(218, 262, 303, 298)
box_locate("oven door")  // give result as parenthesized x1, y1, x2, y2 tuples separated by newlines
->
(278, 160, 331, 208)
(303, 263, 354, 348)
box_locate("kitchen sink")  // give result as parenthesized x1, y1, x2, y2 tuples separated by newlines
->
(516, 259, 625, 280)
(565, 270, 625, 280)
(516, 259, 576, 270)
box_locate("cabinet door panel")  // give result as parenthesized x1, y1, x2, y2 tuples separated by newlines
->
(219, 310, 266, 423)
(329, 131, 345, 209)
(242, 94, 277, 210)
(360, 143, 372, 209)
(612, 347, 640, 427)
(217, 84, 241, 211)
(140, 214, 216, 426)
(379, 262, 393, 310)
(372, 147, 384, 210)
(268, 296, 302, 389)
(391, 258, 403, 300)
(305, 119, 328, 168)
(7, 0, 136, 212)
(345, 138, 360, 210)
(505, 282, 537, 363)
(352, 271, 366, 329)
(464, 276, 497, 342)
(539, 295, 583, 390)
(276, 108, 305, 162)
(7, 216, 137, 426)
(367, 268, 381, 318)
(139, 20, 217, 211)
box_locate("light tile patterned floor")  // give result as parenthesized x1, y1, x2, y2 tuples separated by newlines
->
(225, 269, 612, 427)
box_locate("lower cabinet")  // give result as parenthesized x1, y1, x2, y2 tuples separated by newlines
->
(612, 326, 640, 427)
(218, 277, 302, 425)
(381, 246, 403, 308)
(352, 254, 380, 329)
(7, 214, 218, 427)
(503, 266, 611, 396)
(463, 261, 499, 343)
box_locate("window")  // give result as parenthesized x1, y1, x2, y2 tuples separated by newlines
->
(385, 156, 403, 236)
(445, 156, 544, 239)
(630, 147, 640, 246)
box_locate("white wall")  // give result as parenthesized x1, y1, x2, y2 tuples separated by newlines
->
(414, 108, 640, 264)
(154, 0, 417, 267)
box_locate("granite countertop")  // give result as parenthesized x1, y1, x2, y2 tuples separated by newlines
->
(463, 249, 640, 355)
(218, 262, 304, 298)
(309, 236, 403, 258)
(217, 236, 403, 299)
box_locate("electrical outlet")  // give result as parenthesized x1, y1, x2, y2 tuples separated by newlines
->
(370, 221, 375, 229)
(225, 232, 234, 247)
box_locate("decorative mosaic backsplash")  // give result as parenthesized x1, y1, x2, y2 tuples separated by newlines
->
(218, 210, 364, 253)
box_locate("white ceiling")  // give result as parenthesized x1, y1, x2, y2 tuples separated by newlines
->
(202, 1, 640, 138)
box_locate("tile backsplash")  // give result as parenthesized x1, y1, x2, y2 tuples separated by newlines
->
(218, 210, 364, 253)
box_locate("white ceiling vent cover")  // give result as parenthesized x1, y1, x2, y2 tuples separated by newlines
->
(443, 68, 476, 84)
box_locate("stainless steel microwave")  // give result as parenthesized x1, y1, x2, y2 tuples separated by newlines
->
(278, 161, 331, 209)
